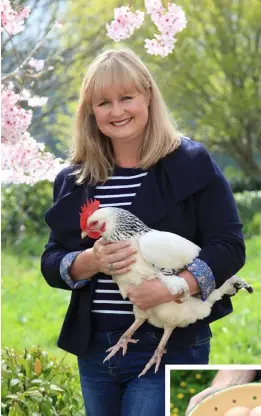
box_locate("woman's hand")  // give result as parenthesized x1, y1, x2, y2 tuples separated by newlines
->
(92, 238, 137, 276)
(127, 279, 182, 310)
(185, 387, 219, 415)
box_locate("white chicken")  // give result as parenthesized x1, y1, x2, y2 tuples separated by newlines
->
(80, 199, 253, 377)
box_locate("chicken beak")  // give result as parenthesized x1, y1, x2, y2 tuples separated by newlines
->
(81, 231, 88, 239)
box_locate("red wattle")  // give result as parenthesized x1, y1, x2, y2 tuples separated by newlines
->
(88, 231, 101, 239)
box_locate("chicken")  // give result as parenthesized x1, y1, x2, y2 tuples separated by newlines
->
(80, 199, 253, 377)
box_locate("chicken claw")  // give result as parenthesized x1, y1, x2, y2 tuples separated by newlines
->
(138, 348, 167, 377)
(103, 336, 139, 362)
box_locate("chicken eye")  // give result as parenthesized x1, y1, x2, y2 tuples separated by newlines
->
(90, 220, 98, 226)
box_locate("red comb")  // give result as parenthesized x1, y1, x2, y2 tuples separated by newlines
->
(80, 199, 100, 230)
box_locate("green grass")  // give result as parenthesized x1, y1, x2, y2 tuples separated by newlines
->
(2, 235, 261, 366)
(1, 249, 77, 367)
(210, 235, 261, 363)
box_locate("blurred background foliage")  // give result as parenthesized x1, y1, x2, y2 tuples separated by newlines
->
(2, 0, 261, 173)
(1, 181, 261, 252)
(170, 370, 217, 415)
(170, 370, 261, 415)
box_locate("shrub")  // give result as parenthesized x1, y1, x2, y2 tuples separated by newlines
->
(1, 346, 84, 416)
(224, 166, 261, 193)
(1, 182, 53, 254)
(234, 191, 261, 238)
(229, 177, 261, 193)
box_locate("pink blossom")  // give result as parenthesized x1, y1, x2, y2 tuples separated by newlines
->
(1, 86, 63, 184)
(1, 86, 33, 145)
(1, 0, 30, 35)
(145, 34, 177, 57)
(1, 2, 65, 185)
(145, 1, 187, 57)
(144, 0, 164, 14)
(28, 58, 45, 71)
(150, 3, 187, 36)
(106, 2, 187, 57)
(1, 133, 66, 185)
(106, 6, 144, 42)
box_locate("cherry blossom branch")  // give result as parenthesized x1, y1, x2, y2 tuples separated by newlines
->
(1, 0, 65, 184)
(106, 1, 187, 57)
(2, 27, 22, 76)
(1, 23, 56, 81)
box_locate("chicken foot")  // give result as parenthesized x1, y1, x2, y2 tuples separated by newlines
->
(103, 318, 146, 362)
(138, 327, 174, 378)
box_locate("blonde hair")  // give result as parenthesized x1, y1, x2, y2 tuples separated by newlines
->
(70, 48, 181, 184)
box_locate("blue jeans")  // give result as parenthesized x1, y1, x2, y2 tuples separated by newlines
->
(78, 329, 211, 416)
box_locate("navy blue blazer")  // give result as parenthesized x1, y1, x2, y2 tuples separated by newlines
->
(41, 138, 245, 356)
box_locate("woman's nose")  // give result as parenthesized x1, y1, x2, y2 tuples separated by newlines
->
(111, 101, 124, 117)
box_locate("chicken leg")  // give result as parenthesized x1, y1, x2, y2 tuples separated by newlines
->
(138, 327, 174, 377)
(103, 318, 146, 362)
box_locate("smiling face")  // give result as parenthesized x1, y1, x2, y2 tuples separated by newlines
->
(91, 88, 150, 146)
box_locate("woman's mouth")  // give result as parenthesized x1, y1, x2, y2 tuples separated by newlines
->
(111, 118, 133, 127)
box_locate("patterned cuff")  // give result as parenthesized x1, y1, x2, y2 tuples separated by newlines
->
(60, 251, 90, 289)
(187, 258, 216, 301)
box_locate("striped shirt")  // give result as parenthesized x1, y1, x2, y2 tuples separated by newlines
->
(91, 166, 148, 330)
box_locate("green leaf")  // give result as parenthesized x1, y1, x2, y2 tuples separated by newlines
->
(9, 408, 18, 416)
(50, 384, 64, 392)
(41, 402, 54, 416)
(1, 380, 9, 398)
(8, 404, 24, 416)
(10, 378, 20, 387)
(5, 394, 18, 400)
(21, 358, 31, 378)
(25, 390, 43, 403)
(31, 379, 44, 384)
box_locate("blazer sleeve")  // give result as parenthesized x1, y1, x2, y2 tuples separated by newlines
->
(41, 168, 81, 290)
(194, 161, 245, 287)
(41, 230, 73, 290)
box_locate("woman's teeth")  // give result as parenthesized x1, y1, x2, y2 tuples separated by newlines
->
(112, 118, 132, 127)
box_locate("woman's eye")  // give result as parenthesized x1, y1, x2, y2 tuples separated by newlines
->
(98, 97, 132, 106)
(91, 221, 98, 225)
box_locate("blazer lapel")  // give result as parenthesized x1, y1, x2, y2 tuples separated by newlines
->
(128, 164, 167, 226)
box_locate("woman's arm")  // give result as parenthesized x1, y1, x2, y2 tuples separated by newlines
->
(194, 164, 245, 287)
(69, 249, 99, 280)
(41, 231, 98, 290)
(128, 157, 245, 308)
(211, 370, 257, 387)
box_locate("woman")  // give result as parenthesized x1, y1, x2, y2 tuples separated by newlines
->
(41, 48, 245, 416)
